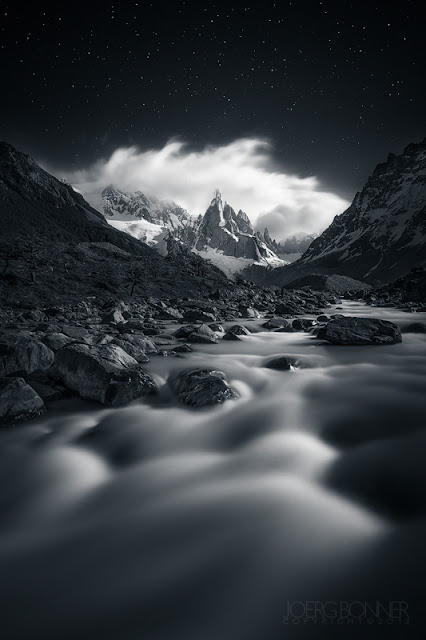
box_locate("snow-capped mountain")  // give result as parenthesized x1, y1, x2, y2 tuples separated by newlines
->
(192, 190, 287, 277)
(101, 185, 194, 252)
(268, 138, 426, 286)
(100, 186, 287, 277)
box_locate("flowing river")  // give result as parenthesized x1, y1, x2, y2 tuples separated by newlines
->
(0, 301, 425, 639)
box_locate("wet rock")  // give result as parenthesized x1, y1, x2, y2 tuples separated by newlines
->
(61, 325, 91, 340)
(28, 381, 65, 402)
(222, 331, 241, 341)
(19, 309, 47, 323)
(182, 309, 216, 323)
(262, 318, 292, 331)
(265, 356, 298, 370)
(174, 324, 198, 339)
(292, 318, 318, 331)
(0, 377, 45, 425)
(156, 307, 183, 321)
(0, 336, 55, 376)
(122, 319, 146, 332)
(111, 337, 150, 363)
(53, 344, 157, 406)
(173, 343, 195, 353)
(228, 324, 251, 336)
(275, 302, 300, 315)
(321, 317, 402, 345)
(317, 314, 330, 323)
(401, 322, 426, 334)
(41, 332, 74, 352)
(239, 306, 260, 318)
(170, 368, 238, 408)
(208, 323, 224, 332)
(187, 324, 218, 344)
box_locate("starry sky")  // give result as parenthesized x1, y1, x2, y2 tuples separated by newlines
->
(1, 0, 425, 201)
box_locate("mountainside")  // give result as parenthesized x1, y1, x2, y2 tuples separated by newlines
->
(100, 185, 193, 252)
(267, 138, 426, 286)
(100, 186, 287, 277)
(0, 143, 232, 307)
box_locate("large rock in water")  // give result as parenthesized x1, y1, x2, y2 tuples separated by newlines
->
(53, 344, 157, 406)
(321, 317, 402, 345)
(170, 369, 238, 408)
(0, 377, 45, 425)
(0, 335, 55, 376)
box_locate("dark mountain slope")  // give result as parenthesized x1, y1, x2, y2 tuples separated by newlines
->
(267, 138, 426, 286)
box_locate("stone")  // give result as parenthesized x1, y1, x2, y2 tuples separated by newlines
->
(292, 318, 318, 331)
(239, 306, 260, 318)
(401, 322, 426, 334)
(173, 343, 195, 353)
(169, 368, 238, 408)
(228, 324, 251, 335)
(321, 317, 402, 345)
(156, 307, 183, 320)
(222, 331, 241, 341)
(174, 324, 198, 339)
(275, 303, 300, 315)
(187, 324, 218, 344)
(182, 309, 216, 323)
(61, 325, 91, 340)
(0, 377, 45, 425)
(208, 323, 224, 332)
(0, 336, 55, 376)
(265, 356, 297, 370)
(41, 332, 74, 352)
(53, 344, 157, 406)
(317, 314, 330, 323)
(262, 318, 293, 331)
(101, 308, 126, 324)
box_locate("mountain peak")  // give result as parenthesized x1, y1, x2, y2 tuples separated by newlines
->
(211, 188, 223, 208)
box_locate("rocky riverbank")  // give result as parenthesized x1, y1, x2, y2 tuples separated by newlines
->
(1, 280, 420, 425)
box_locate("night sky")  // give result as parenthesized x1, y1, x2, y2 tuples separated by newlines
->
(1, 0, 425, 200)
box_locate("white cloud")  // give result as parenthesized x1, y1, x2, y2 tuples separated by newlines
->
(52, 138, 350, 238)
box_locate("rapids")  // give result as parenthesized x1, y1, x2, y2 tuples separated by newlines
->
(0, 301, 425, 639)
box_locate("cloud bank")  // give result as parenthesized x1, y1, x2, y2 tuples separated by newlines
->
(55, 138, 350, 239)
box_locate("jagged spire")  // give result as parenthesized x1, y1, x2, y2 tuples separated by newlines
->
(211, 188, 223, 206)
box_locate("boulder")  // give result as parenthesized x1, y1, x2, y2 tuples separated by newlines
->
(117, 333, 158, 354)
(61, 325, 91, 340)
(321, 317, 402, 345)
(182, 309, 216, 323)
(401, 322, 426, 334)
(0, 377, 45, 425)
(317, 315, 330, 323)
(265, 356, 297, 371)
(208, 323, 224, 332)
(173, 343, 195, 353)
(275, 303, 300, 315)
(122, 319, 146, 332)
(292, 318, 317, 331)
(53, 344, 157, 406)
(222, 331, 241, 341)
(228, 324, 251, 336)
(101, 308, 126, 324)
(0, 336, 55, 376)
(187, 324, 218, 344)
(262, 318, 293, 331)
(174, 324, 198, 339)
(170, 368, 238, 408)
(41, 332, 74, 352)
(239, 306, 260, 318)
(156, 308, 183, 321)
(111, 333, 157, 363)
